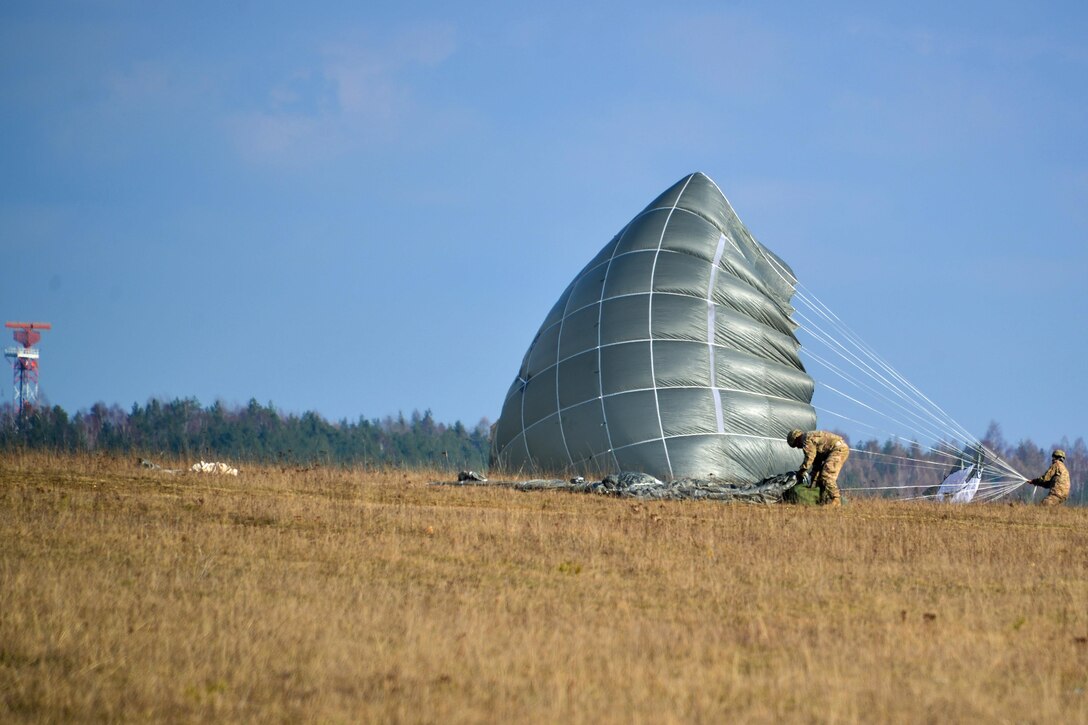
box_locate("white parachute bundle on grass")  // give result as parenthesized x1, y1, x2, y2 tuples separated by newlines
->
(936, 466, 982, 503)
(191, 460, 240, 476)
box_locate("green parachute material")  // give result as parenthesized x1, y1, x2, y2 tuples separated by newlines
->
(491, 172, 816, 483)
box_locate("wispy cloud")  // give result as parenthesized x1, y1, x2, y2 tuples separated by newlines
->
(230, 23, 458, 166)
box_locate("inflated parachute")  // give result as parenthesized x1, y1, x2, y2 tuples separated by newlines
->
(491, 172, 816, 482)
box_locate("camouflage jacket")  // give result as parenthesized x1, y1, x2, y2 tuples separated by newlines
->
(1031, 460, 1070, 499)
(799, 430, 848, 474)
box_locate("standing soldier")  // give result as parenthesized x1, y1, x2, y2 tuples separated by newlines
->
(1026, 449, 1070, 506)
(787, 429, 850, 506)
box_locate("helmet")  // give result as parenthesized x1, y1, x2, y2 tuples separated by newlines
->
(787, 429, 804, 446)
(1052, 449, 1066, 460)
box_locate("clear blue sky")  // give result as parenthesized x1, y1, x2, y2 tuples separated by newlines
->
(2, 1, 1085, 451)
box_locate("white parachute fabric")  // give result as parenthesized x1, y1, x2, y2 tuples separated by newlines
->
(191, 460, 240, 476)
(936, 465, 981, 503)
(491, 172, 816, 482)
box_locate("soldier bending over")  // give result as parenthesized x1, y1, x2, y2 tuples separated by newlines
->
(787, 429, 850, 507)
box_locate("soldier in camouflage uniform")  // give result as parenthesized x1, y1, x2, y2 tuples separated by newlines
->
(787, 429, 850, 506)
(1026, 449, 1070, 506)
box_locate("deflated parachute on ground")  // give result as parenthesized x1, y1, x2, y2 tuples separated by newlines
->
(491, 172, 816, 483)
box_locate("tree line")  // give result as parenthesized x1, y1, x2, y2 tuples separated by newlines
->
(1, 401, 1082, 503)
(0, 399, 491, 472)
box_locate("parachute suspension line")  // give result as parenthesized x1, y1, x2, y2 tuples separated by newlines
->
(855, 440, 972, 469)
(794, 294, 1025, 484)
(797, 313, 963, 443)
(811, 407, 975, 469)
(815, 405, 892, 437)
(824, 399, 972, 470)
(858, 479, 1012, 492)
(804, 333, 973, 472)
(801, 283, 970, 437)
(755, 251, 969, 444)
(820, 381, 962, 459)
(886, 475, 1020, 502)
(849, 449, 974, 473)
(977, 476, 1031, 488)
(745, 252, 966, 476)
(793, 305, 970, 446)
(646, 175, 698, 480)
(979, 485, 1017, 503)
(974, 480, 1023, 503)
(748, 243, 1028, 499)
(815, 404, 972, 468)
(801, 335, 970, 461)
(792, 286, 992, 457)
(974, 453, 1018, 490)
(792, 286, 980, 447)
(802, 344, 967, 449)
(780, 265, 968, 436)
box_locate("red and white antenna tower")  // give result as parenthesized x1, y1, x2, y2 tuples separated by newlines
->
(5, 321, 52, 415)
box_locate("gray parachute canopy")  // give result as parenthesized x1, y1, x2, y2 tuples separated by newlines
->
(491, 172, 816, 482)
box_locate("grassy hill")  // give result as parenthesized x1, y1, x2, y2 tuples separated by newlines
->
(2, 452, 1086, 722)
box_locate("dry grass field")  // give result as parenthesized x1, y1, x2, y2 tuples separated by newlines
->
(1, 452, 1086, 723)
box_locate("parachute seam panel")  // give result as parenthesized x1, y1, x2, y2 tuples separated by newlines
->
(557, 217, 760, 295)
(516, 384, 812, 437)
(608, 430, 785, 455)
(501, 335, 812, 410)
(536, 260, 796, 342)
(518, 417, 797, 465)
(559, 314, 803, 373)
(647, 175, 698, 479)
(676, 178, 798, 311)
(518, 382, 531, 464)
(553, 263, 576, 470)
(573, 189, 796, 318)
(708, 233, 729, 434)
(595, 223, 628, 472)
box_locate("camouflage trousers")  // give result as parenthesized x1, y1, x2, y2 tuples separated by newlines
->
(1040, 490, 1067, 506)
(815, 446, 850, 506)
